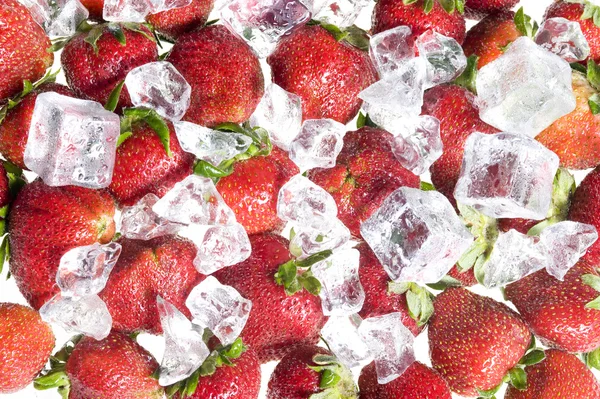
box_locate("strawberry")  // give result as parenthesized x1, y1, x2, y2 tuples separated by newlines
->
(267, 24, 377, 124)
(148, 0, 216, 40)
(497, 218, 539, 234)
(168, 25, 264, 127)
(214, 233, 327, 363)
(267, 345, 358, 399)
(0, 0, 53, 100)
(79, 0, 104, 20)
(464, 0, 519, 20)
(371, 0, 467, 43)
(308, 127, 420, 238)
(9, 180, 116, 309)
(569, 166, 600, 259)
(429, 287, 531, 396)
(447, 265, 478, 287)
(505, 349, 600, 399)
(0, 303, 54, 393)
(358, 361, 452, 399)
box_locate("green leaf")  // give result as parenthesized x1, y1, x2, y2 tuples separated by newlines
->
(183, 368, 200, 397)
(455, 0, 465, 13)
(454, 55, 479, 94)
(0, 236, 6, 276)
(519, 350, 545, 366)
(320, 23, 348, 42)
(296, 250, 333, 268)
(84, 25, 105, 54)
(275, 261, 298, 287)
(221, 338, 245, 359)
(477, 384, 501, 397)
(117, 131, 133, 147)
(586, 295, 600, 310)
(342, 25, 370, 52)
(301, 275, 322, 296)
(585, 347, 600, 370)
(514, 7, 538, 38)
(319, 369, 341, 389)
(108, 24, 127, 45)
(123, 108, 172, 156)
(193, 160, 232, 178)
(388, 281, 411, 295)
(571, 62, 588, 74)
(427, 275, 462, 290)
(420, 181, 436, 191)
(34, 371, 70, 390)
(439, 0, 455, 13)
(583, 274, 600, 292)
(508, 367, 527, 391)
(356, 112, 378, 129)
(423, 0, 434, 13)
(590, 93, 600, 115)
(588, 59, 600, 91)
(198, 352, 218, 376)
(104, 80, 125, 112)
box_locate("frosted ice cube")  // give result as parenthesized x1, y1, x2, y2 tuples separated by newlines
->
(249, 83, 303, 151)
(358, 312, 415, 385)
(535, 17, 590, 63)
(369, 25, 415, 78)
(56, 243, 122, 298)
(103, 0, 154, 22)
(311, 0, 370, 28)
(18, 0, 88, 38)
(24, 92, 120, 189)
(289, 119, 346, 172)
(220, 0, 311, 58)
(157, 296, 210, 386)
(360, 187, 473, 284)
(538, 221, 598, 281)
(40, 294, 112, 341)
(454, 132, 560, 220)
(389, 115, 443, 176)
(476, 37, 576, 137)
(289, 218, 351, 258)
(416, 30, 467, 88)
(153, 175, 236, 226)
(186, 276, 252, 345)
(120, 193, 184, 240)
(321, 315, 373, 369)
(174, 122, 253, 166)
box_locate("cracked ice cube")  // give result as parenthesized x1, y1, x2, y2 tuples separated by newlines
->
(220, 0, 311, 58)
(389, 115, 443, 176)
(40, 294, 112, 341)
(476, 37, 576, 137)
(125, 61, 191, 122)
(153, 175, 236, 226)
(18, 0, 89, 38)
(454, 132, 560, 220)
(535, 17, 590, 63)
(369, 25, 415, 78)
(321, 315, 373, 369)
(249, 83, 303, 151)
(186, 276, 252, 345)
(56, 243, 122, 298)
(289, 218, 351, 259)
(416, 30, 467, 88)
(360, 187, 473, 284)
(157, 296, 210, 386)
(289, 119, 347, 172)
(358, 312, 415, 385)
(311, 248, 365, 316)
(174, 122, 253, 166)
(24, 92, 120, 189)
(120, 193, 184, 240)
(311, 0, 370, 28)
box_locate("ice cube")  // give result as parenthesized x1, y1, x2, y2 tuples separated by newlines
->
(416, 30, 467, 88)
(360, 187, 473, 284)
(18, 0, 89, 38)
(288, 119, 347, 172)
(220, 0, 311, 58)
(535, 17, 590, 63)
(369, 25, 415, 78)
(152, 175, 236, 226)
(103, 0, 154, 22)
(476, 37, 576, 137)
(17, 0, 48, 27)
(39, 294, 112, 341)
(56, 243, 122, 298)
(389, 115, 443, 176)
(538, 221, 598, 281)
(358, 312, 415, 385)
(186, 276, 252, 345)
(289, 218, 352, 258)
(454, 132, 560, 220)
(174, 122, 253, 166)
(154, 0, 193, 12)
(321, 315, 373, 369)
(249, 83, 303, 151)
(311, 248, 365, 316)
(24, 92, 120, 189)
(120, 193, 184, 240)
(157, 296, 210, 386)
(311, 0, 370, 28)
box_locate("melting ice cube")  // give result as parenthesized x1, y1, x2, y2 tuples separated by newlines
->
(535, 17, 590, 62)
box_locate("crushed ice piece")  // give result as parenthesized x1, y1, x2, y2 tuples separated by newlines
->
(120, 193, 184, 240)
(288, 119, 346, 172)
(416, 30, 467, 88)
(289, 218, 352, 259)
(369, 25, 415, 78)
(321, 315, 373, 369)
(535, 17, 590, 62)
(389, 115, 443, 176)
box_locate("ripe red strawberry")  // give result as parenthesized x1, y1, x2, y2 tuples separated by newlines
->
(61, 24, 158, 110)
(79, 0, 104, 20)
(0, 165, 10, 210)
(497, 218, 539, 234)
(147, 0, 215, 40)
(216, 147, 298, 235)
(505, 349, 600, 399)
(9, 180, 116, 309)
(358, 361, 452, 399)
(308, 127, 420, 238)
(168, 25, 264, 127)
(214, 233, 327, 363)
(267, 24, 377, 124)
(0, 0, 53, 100)
(464, 0, 519, 20)
(0, 303, 54, 393)
(429, 288, 531, 396)
(372, 0, 466, 43)
(100, 236, 203, 334)
(447, 265, 478, 287)
(569, 166, 600, 259)
(267, 345, 358, 399)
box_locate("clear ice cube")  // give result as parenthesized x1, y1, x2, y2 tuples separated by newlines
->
(476, 37, 576, 137)
(321, 315, 373, 369)
(454, 132, 560, 220)
(416, 30, 467, 88)
(358, 312, 415, 385)
(249, 83, 303, 151)
(103, 0, 154, 22)
(360, 187, 473, 284)
(289, 218, 352, 259)
(154, 0, 193, 12)
(389, 115, 443, 176)
(288, 119, 347, 172)
(369, 25, 415, 78)
(311, 0, 370, 28)
(18, 0, 89, 38)
(24, 92, 120, 189)
(120, 193, 184, 240)
(157, 296, 210, 387)
(186, 276, 252, 345)
(535, 17, 590, 63)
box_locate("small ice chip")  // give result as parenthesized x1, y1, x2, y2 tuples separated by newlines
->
(369, 25, 415, 78)
(289, 119, 346, 172)
(120, 193, 184, 240)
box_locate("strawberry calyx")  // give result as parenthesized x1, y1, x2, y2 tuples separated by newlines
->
(403, 0, 465, 14)
(119, 106, 173, 157)
(0, 161, 25, 279)
(356, 112, 378, 129)
(309, 20, 370, 52)
(274, 249, 333, 296)
(566, 0, 600, 28)
(582, 59, 600, 115)
(513, 7, 539, 39)
(308, 353, 359, 399)
(454, 55, 479, 94)
(389, 281, 440, 326)
(584, 346, 600, 370)
(34, 335, 83, 399)
(582, 272, 600, 310)
(457, 203, 499, 275)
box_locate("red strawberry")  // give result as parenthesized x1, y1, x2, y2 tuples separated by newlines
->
(447, 265, 478, 287)
(214, 233, 327, 363)
(308, 127, 419, 238)
(464, 0, 519, 20)
(429, 287, 531, 396)
(147, 0, 215, 40)
(8, 180, 116, 309)
(569, 166, 600, 259)
(61, 24, 158, 110)
(358, 361, 452, 399)
(372, 0, 466, 43)
(168, 25, 264, 127)
(498, 218, 539, 234)
(267, 24, 377, 124)
(79, 0, 104, 20)
(505, 349, 600, 399)
(0, 303, 54, 393)
(0, 0, 53, 100)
